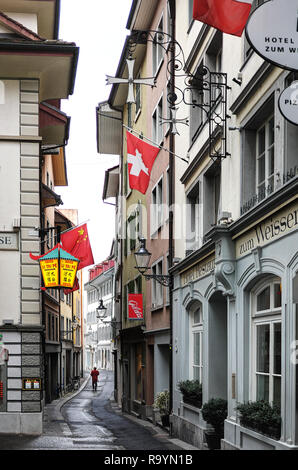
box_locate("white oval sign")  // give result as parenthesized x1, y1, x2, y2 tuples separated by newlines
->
(278, 81, 298, 125)
(246, 0, 298, 71)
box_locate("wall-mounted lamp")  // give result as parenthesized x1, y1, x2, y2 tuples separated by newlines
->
(134, 238, 172, 287)
(96, 299, 107, 319)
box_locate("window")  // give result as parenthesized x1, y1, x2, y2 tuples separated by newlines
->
(251, 278, 282, 407)
(151, 258, 163, 308)
(203, 162, 221, 234)
(152, 95, 164, 145)
(241, 96, 276, 213)
(256, 116, 275, 200)
(151, 176, 164, 234)
(153, 16, 164, 76)
(189, 62, 205, 143)
(190, 306, 203, 382)
(186, 180, 202, 253)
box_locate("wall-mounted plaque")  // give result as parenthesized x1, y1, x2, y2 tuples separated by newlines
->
(246, 0, 298, 71)
(0, 232, 18, 251)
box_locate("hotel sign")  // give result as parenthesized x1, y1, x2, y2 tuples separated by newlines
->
(246, 0, 298, 71)
(236, 199, 298, 259)
(0, 232, 18, 250)
(181, 255, 215, 286)
(278, 82, 298, 126)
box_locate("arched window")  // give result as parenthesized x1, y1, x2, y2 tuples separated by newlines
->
(251, 277, 282, 407)
(189, 303, 203, 383)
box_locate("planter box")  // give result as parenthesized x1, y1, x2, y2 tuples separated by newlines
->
(183, 396, 202, 408)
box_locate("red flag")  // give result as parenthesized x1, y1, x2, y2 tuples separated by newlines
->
(126, 131, 160, 194)
(193, 0, 252, 37)
(60, 223, 94, 270)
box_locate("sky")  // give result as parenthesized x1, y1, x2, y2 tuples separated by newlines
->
(57, 0, 132, 268)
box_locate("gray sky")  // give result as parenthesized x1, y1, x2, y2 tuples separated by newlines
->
(58, 0, 132, 265)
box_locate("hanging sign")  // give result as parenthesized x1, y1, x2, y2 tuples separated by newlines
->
(30, 244, 80, 289)
(128, 294, 143, 320)
(278, 81, 298, 126)
(246, 0, 298, 71)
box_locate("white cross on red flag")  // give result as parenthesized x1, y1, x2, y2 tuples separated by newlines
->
(193, 0, 253, 37)
(126, 130, 160, 195)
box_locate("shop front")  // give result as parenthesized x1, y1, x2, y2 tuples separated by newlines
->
(171, 192, 298, 450)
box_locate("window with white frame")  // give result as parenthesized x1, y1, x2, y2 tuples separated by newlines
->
(152, 95, 164, 146)
(251, 278, 282, 407)
(256, 115, 275, 200)
(151, 258, 163, 308)
(186, 180, 202, 253)
(151, 176, 164, 234)
(189, 304, 203, 382)
(153, 15, 164, 76)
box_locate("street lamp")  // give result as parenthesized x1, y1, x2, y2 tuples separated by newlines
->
(134, 238, 172, 287)
(96, 299, 107, 319)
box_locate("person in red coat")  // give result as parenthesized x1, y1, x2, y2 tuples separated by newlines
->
(90, 367, 99, 391)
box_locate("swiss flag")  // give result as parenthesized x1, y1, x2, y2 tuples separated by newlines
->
(60, 223, 94, 270)
(126, 130, 160, 194)
(193, 0, 252, 37)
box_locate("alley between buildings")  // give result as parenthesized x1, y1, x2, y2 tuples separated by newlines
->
(0, 370, 190, 452)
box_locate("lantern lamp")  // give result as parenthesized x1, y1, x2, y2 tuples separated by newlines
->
(31, 243, 80, 290)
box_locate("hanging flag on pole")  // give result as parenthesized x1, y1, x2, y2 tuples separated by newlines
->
(60, 223, 94, 270)
(126, 130, 160, 194)
(193, 0, 253, 37)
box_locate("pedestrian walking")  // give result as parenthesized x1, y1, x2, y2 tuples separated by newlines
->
(90, 367, 99, 391)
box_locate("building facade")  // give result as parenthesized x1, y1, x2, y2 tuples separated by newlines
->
(0, 0, 78, 434)
(84, 259, 114, 373)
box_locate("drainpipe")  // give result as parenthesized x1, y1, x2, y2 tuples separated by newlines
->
(168, 0, 176, 426)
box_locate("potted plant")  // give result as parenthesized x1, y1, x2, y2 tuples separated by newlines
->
(178, 380, 202, 408)
(236, 400, 281, 440)
(153, 390, 170, 427)
(201, 398, 228, 450)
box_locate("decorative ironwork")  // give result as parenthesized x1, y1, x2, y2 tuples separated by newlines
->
(119, 29, 231, 160)
(106, 58, 156, 104)
(142, 272, 173, 287)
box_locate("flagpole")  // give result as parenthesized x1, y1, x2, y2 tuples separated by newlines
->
(123, 124, 189, 164)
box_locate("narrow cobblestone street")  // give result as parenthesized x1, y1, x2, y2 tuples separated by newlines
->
(0, 370, 197, 451)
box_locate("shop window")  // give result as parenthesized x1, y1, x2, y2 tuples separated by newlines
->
(251, 278, 282, 407)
